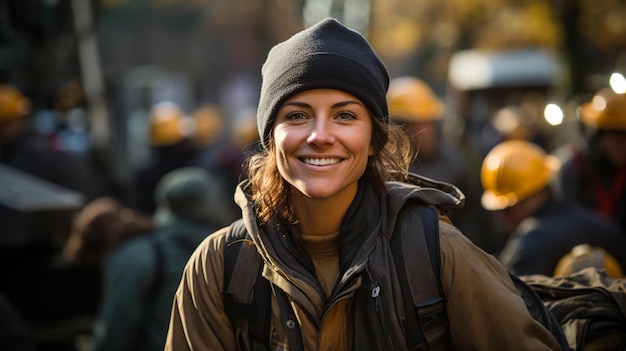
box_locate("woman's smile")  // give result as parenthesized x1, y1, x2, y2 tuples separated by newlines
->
(300, 157, 342, 166)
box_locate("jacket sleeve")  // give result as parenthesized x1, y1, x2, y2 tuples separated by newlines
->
(439, 220, 562, 351)
(164, 227, 237, 351)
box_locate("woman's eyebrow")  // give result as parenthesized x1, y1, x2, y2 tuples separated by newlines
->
(332, 100, 362, 108)
(281, 101, 310, 108)
(281, 100, 363, 109)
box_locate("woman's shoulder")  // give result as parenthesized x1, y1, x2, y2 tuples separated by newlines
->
(437, 218, 471, 247)
(193, 226, 231, 258)
(179, 226, 232, 292)
(437, 218, 504, 270)
(385, 175, 465, 213)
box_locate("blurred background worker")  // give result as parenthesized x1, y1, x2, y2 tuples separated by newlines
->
(555, 87, 626, 237)
(61, 196, 157, 349)
(192, 107, 260, 222)
(387, 76, 465, 182)
(62, 196, 156, 270)
(0, 84, 105, 200)
(91, 167, 231, 351)
(486, 103, 552, 153)
(129, 101, 198, 215)
(387, 76, 500, 253)
(188, 103, 225, 161)
(480, 139, 626, 276)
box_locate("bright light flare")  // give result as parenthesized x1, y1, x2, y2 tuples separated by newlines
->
(610, 73, 626, 94)
(544, 104, 564, 126)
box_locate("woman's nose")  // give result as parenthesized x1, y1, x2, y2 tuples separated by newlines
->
(307, 118, 335, 146)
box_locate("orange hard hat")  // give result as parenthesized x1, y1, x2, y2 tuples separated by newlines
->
(190, 104, 224, 146)
(148, 101, 193, 147)
(578, 87, 626, 131)
(481, 140, 560, 210)
(491, 107, 531, 141)
(554, 244, 624, 279)
(231, 108, 259, 149)
(387, 76, 444, 123)
(0, 84, 31, 124)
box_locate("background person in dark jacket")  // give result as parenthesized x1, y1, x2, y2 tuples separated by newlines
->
(555, 87, 626, 238)
(128, 101, 200, 215)
(480, 139, 626, 276)
(386, 75, 502, 255)
(92, 167, 230, 351)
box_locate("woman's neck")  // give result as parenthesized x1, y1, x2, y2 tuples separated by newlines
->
(291, 186, 357, 236)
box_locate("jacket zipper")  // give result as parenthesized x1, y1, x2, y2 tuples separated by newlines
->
(372, 284, 395, 350)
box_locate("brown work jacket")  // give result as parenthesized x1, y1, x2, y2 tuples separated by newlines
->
(165, 176, 562, 351)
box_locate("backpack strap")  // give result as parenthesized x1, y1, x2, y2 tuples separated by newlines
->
(391, 203, 447, 349)
(223, 219, 272, 350)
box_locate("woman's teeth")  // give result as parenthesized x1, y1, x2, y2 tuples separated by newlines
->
(302, 158, 340, 166)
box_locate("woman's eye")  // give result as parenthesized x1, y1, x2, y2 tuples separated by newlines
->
(336, 111, 357, 121)
(285, 112, 308, 120)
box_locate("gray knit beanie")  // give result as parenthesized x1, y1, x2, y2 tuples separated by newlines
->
(153, 167, 225, 226)
(257, 18, 390, 149)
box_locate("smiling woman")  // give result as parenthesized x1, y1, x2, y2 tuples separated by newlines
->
(165, 18, 568, 351)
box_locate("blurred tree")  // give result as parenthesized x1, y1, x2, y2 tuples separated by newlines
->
(577, 0, 626, 55)
(369, 0, 625, 96)
(568, 0, 626, 93)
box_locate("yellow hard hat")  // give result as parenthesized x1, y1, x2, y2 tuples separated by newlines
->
(554, 244, 624, 279)
(491, 107, 531, 141)
(481, 140, 560, 210)
(387, 76, 444, 123)
(578, 87, 626, 131)
(0, 84, 31, 124)
(190, 104, 224, 146)
(148, 101, 193, 147)
(231, 110, 259, 149)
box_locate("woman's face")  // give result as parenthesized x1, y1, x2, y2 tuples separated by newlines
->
(273, 89, 374, 202)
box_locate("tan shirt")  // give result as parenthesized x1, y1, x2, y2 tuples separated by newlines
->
(300, 231, 340, 297)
